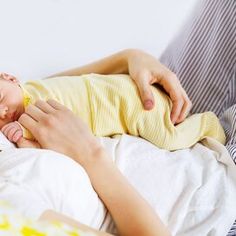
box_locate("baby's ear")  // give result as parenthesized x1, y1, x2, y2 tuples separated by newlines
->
(0, 72, 19, 83)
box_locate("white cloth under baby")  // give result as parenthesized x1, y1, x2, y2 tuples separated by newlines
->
(99, 135, 236, 236)
(0, 133, 235, 236)
(0, 147, 107, 229)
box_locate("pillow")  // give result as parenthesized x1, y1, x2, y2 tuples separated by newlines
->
(160, 0, 235, 117)
(0, 146, 107, 229)
(0, 132, 16, 151)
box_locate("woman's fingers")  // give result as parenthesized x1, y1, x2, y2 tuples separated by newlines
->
(135, 71, 191, 123)
(160, 73, 181, 114)
(18, 100, 68, 145)
(18, 99, 102, 163)
(170, 98, 184, 124)
(18, 113, 38, 134)
(34, 100, 55, 114)
(174, 92, 192, 124)
(134, 72, 155, 110)
(17, 137, 41, 149)
(47, 99, 68, 111)
(24, 104, 48, 122)
(22, 100, 64, 125)
(158, 72, 191, 124)
(128, 49, 192, 124)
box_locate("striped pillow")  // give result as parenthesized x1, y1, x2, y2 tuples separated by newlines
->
(159, 0, 236, 234)
(160, 0, 235, 117)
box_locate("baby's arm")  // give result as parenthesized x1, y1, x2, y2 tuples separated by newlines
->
(1, 122, 23, 143)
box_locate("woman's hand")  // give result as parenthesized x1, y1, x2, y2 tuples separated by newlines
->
(127, 49, 192, 124)
(49, 49, 192, 124)
(17, 99, 171, 236)
(17, 99, 104, 166)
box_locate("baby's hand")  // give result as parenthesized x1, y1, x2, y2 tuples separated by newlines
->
(1, 122, 23, 143)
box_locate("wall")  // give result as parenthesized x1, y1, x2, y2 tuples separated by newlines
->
(0, 0, 198, 81)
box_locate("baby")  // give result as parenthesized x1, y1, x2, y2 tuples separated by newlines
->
(0, 72, 226, 151)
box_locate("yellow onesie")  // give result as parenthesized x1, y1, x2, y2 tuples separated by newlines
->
(20, 73, 226, 151)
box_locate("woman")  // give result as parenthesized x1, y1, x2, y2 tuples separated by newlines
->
(17, 49, 177, 236)
(16, 0, 236, 235)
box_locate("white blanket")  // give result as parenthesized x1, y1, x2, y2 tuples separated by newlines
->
(0, 145, 106, 229)
(0, 134, 236, 236)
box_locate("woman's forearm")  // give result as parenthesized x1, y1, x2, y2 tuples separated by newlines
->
(81, 149, 171, 236)
(49, 49, 135, 77)
(18, 98, 171, 236)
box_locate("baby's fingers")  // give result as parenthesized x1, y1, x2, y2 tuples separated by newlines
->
(1, 123, 12, 134)
(6, 127, 19, 142)
(2, 125, 22, 143)
(1, 126, 14, 140)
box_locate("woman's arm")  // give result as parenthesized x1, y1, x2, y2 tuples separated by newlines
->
(18, 99, 171, 236)
(48, 49, 192, 124)
(49, 49, 129, 76)
(39, 152, 171, 236)
(82, 149, 171, 236)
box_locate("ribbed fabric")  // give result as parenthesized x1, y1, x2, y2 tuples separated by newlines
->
(160, 0, 235, 116)
(159, 0, 235, 234)
(22, 74, 225, 151)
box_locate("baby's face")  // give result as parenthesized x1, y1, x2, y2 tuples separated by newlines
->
(0, 73, 24, 129)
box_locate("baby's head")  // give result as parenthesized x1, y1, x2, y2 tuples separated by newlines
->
(0, 73, 24, 129)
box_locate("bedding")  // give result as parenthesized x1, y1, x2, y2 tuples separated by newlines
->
(0, 133, 106, 229)
(0, 0, 234, 235)
(159, 2, 236, 234)
(159, 0, 236, 167)
(0, 201, 96, 236)
(0, 133, 235, 235)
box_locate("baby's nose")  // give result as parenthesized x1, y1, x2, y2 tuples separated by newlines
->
(0, 106, 8, 119)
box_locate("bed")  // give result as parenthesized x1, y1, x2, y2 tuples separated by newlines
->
(0, 0, 235, 235)
(0, 133, 235, 235)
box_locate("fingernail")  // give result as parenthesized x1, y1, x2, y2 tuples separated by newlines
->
(170, 116, 176, 124)
(144, 100, 153, 109)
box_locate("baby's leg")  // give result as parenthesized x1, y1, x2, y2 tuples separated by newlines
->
(137, 109, 225, 151)
(170, 112, 226, 149)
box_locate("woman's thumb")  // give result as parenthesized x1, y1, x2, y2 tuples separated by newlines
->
(17, 137, 41, 149)
(135, 79, 155, 110)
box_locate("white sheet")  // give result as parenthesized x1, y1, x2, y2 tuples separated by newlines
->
(100, 135, 236, 235)
(0, 143, 106, 229)
(0, 133, 235, 235)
